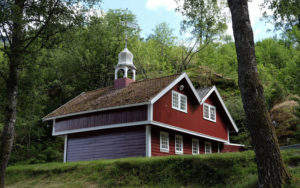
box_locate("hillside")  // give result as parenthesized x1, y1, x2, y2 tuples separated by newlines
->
(0, 10, 299, 166)
(5, 150, 300, 188)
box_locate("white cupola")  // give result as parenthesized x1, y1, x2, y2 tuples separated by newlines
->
(114, 47, 136, 81)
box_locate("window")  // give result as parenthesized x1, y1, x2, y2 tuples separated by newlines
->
(205, 142, 212, 154)
(172, 91, 179, 108)
(160, 131, 169, 152)
(192, 138, 199, 155)
(175, 135, 183, 154)
(203, 103, 216, 122)
(172, 91, 187, 113)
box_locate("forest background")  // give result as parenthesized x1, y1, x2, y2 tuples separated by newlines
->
(0, 1, 299, 165)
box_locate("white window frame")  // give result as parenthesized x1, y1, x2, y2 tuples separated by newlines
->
(172, 90, 187, 113)
(205, 141, 212, 154)
(203, 103, 216, 122)
(192, 138, 199, 155)
(175, 134, 183, 154)
(160, 131, 169, 152)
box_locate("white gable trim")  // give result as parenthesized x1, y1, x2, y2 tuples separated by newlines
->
(200, 86, 239, 133)
(151, 121, 228, 143)
(43, 102, 150, 121)
(150, 72, 201, 104)
(53, 119, 228, 143)
(224, 142, 245, 147)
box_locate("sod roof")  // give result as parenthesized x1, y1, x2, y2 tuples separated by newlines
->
(44, 74, 180, 119)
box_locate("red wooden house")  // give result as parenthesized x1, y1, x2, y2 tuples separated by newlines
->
(43, 47, 244, 162)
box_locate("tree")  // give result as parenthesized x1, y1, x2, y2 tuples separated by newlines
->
(0, 0, 101, 187)
(176, 0, 227, 70)
(227, 0, 291, 187)
(147, 22, 176, 63)
(262, 0, 300, 30)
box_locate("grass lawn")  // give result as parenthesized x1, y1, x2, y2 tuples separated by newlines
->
(5, 149, 300, 188)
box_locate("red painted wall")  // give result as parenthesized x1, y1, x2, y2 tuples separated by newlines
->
(222, 144, 244, 152)
(114, 78, 134, 89)
(153, 79, 230, 141)
(151, 126, 219, 156)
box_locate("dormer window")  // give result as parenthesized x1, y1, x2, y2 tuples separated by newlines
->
(172, 91, 187, 113)
(203, 103, 216, 122)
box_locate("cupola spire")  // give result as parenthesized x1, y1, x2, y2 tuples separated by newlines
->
(114, 8, 138, 89)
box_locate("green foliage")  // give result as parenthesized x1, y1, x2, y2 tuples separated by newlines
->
(5, 151, 257, 187)
(176, 0, 228, 44)
(0, 6, 299, 165)
(225, 96, 250, 145)
(262, 0, 300, 30)
(5, 150, 300, 187)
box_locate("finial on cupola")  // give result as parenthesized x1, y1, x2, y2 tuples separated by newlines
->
(114, 8, 138, 89)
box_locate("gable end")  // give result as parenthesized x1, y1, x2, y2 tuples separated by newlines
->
(200, 86, 239, 133)
(150, 72, 201, 105)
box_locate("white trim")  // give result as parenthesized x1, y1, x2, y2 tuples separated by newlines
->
(192, 138, 199, 155)
(205, 141, 212, 154)
(146, 125, 152, 157)
(64, 135, 68, 162)
(185, 73, 202, 103)
(200, 86, 239, 133)
(224, 142, 245, 147)
(203, 103, 216, 122)
(175, 134, 183, 154)
(200, 88, 215, 104)
(43, 102, 150, 121)
(151, 121, 228, 143)
(52, 121, 149, 136)
(150, 72, 201, 104)
(172, 90, 187, 113)
(53, 119, 229, 143)
(227, 126, 230, 142)
(147, 103, 153, 121)
(160, 131, 169, 152)
(52, 119, 56, 135)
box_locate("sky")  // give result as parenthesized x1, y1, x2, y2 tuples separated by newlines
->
(101, 0, 278, 42)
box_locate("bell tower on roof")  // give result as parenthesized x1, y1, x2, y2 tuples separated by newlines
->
(114, 8, 138, 89)
(114, 47, 136, 81)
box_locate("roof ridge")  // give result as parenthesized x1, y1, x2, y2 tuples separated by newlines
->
(197, 86, 213, 90)
(132, 73, 180, 84)
(80, 85, 113, 95)
(82, 74, 180, 94)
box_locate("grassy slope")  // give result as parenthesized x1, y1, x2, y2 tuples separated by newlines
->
(6, 150, 300, 188)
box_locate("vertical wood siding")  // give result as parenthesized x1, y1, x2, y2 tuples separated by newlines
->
(151, 126, 220, 156)
(153, 80, 229, 140)
(66, 126, 146, 162)
(55, 105, 147, 133)
(222, 144, 244, 152)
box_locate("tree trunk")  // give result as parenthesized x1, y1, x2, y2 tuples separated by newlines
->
(0, 61, 19, 188)
(0, 1, 24, 187)
(227, 0, 291, 187)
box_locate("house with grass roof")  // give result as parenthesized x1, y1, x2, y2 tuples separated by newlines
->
(43, 47, 244, 162)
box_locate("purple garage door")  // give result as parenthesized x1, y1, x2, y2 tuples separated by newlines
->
(66, 126, 146, 162)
